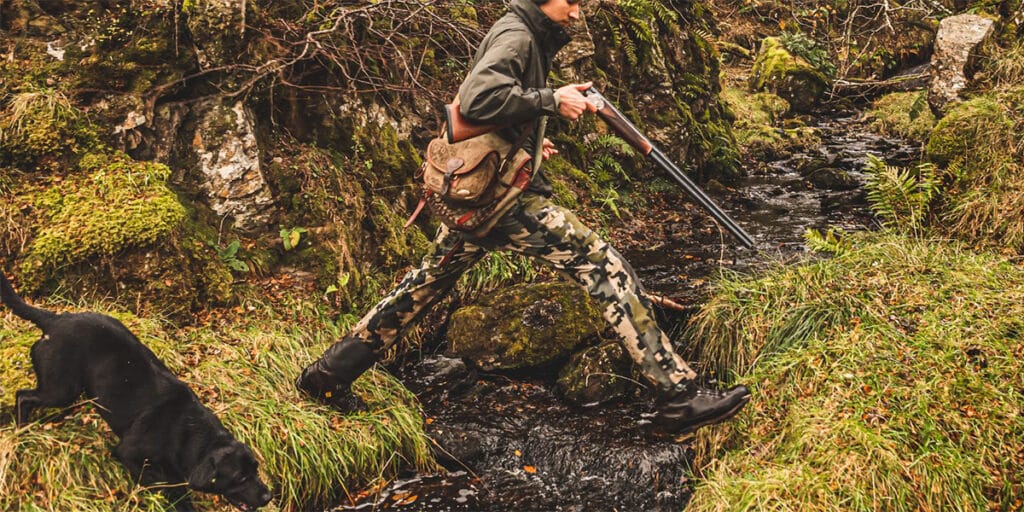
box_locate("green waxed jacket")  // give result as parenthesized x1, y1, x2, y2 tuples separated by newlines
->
(457, 0, 570, 195)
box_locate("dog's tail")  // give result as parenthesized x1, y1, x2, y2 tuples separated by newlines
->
(0, 271, 57, 329)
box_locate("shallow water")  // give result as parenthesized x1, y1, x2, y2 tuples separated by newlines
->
(337, 113, 921, 512)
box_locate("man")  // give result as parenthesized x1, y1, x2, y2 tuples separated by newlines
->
(296, 0, 750, 435)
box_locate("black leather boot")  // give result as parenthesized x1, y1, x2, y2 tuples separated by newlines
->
(655, 381, 751, 435)
(295, 337, 378, 413)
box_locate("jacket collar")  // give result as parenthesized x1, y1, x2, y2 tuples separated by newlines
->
(509, 0, 571, 57)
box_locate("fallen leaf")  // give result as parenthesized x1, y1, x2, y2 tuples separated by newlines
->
(523, 465, 537, 474)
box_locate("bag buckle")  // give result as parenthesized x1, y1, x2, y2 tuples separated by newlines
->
(441, 157, 464, 195)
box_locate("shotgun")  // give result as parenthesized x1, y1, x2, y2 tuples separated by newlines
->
(443, 89, 757, 249)
(583, 87, 756, 249)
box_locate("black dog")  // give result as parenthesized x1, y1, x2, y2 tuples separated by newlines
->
(1, 273, 272, 511)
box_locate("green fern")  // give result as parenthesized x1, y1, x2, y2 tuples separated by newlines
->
(803, 227, 850, 255)
(864, 154, 937, 233)
(584, 134, 638, 185)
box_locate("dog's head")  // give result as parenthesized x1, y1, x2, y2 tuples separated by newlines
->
(188, 441, 272, 511)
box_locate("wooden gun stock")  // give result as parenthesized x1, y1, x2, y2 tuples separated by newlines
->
(444, 96, 501, 143)
(584, 88, 654, 155)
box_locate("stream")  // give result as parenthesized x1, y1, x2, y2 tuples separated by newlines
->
(338, 111, 921, 512)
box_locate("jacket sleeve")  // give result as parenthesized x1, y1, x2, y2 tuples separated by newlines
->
(457, 30, 560, 125)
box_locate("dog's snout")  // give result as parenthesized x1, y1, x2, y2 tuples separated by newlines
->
(258, 489, 273, 506)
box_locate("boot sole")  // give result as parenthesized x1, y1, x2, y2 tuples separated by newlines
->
(671, 392, 752, 436)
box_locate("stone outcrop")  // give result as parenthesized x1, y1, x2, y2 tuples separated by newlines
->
(927, 14, 995, 117)
(447, 282, 604, 371)
(191, 100, 275, 231)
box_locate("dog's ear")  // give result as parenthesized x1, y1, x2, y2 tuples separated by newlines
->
(188, 454, 219, 491)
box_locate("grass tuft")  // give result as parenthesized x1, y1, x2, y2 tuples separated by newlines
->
(685, 232, 1024, 511)
(1, 298, 432, 511)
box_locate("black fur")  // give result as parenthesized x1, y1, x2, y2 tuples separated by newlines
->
(1, 272, 272, 511)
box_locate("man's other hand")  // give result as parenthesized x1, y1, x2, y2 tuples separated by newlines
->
(556, 82, 598, 120)
(541, 138, 558, 160)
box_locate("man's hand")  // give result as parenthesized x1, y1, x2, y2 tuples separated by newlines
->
(541, 138, 557, 160)
(556, 81, 598, 121)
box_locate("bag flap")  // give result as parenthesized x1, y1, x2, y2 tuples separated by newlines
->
(426, 132, 511, 175)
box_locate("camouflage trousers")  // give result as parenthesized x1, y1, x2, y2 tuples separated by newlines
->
(349, 192, 697, 391)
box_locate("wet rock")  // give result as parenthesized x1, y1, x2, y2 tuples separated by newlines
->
(191, 100, 275, 232)
(557, 341, 635, 406)
(749, 37, 830, 113)
(421, 355, 471, 383)
(806, 167, 858, 191)
(427, 422, 485, 471)
(795, 156, 831, 176)
(447, 282, 603, 371)
(927, 14, 995, 117)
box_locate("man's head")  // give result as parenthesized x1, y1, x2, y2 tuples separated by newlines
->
(535, 0, 581, 28)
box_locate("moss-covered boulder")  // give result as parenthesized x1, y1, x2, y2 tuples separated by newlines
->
(721, 86, 820, 162)
(925, 94, 1015, 167)
(749, 37, 830, 113)
(556, 340, 634, 406)
(10, 152, 234, 317)
(924, 89, 1024, 251)
(447, 281, 604, 371)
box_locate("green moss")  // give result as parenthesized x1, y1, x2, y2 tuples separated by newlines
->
(352, 121, 421, 190)
(866, 91, 936, 143)
(924, 90, 1024, 251)
(722, 87, 819, 161)
(369, 197, 429, 270)
(925, 95, 1014, 168)
(447, 282, 603, 370)
(17, 153, 187, 288)
(749, 37, 830, 113)
(0, 89, 101, 172)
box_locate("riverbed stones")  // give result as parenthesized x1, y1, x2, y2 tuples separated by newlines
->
(556, 341, 634, 406)
(447, 282, 604, 371)
(927, 14, 995, 117)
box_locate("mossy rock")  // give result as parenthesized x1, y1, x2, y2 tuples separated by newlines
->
(722, 87, 820, 161)
(556, 340, 634, 406)
(447, 281, 604, 371)
(0, 89, 101, 172)
(925, 94, 1015, 168)
(749, 37, 830, 113)
(14, 152, 234, 318)
(924, 89, 1024, 251)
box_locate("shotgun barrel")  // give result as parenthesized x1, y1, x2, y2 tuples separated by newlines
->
(584, 87, 756, 249)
